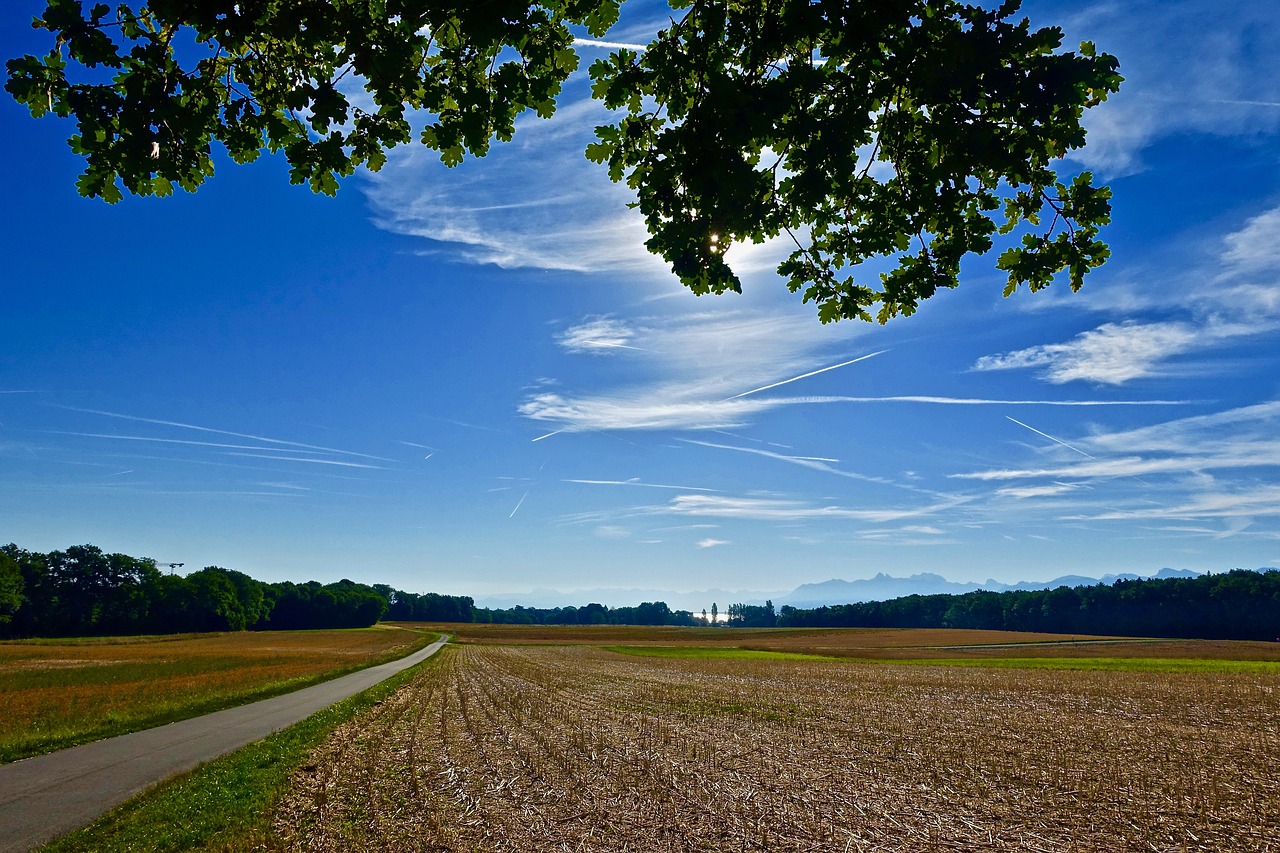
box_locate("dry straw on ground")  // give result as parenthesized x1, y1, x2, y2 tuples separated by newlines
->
(0, 627, 428, 760)
(271, 644, 1280, 852)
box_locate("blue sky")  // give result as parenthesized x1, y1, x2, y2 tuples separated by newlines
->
(3, 0, 1279, 600)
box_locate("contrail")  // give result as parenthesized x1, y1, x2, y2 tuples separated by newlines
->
(1005, 416, 1095, 459)
(532, 430, 563, 442)
(226, 452, 385, 469)
(793, 395, 1187, 406)
(54, 406, 394, 461)
(510, 489, 531, 518)
(563, 478, 720, 492)
(725, 351, 886, 400)
(1211, 99, 1280, 108)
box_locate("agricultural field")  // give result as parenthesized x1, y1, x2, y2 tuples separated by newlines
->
(417, 622, 1280, 662)
(0, 626, 434, 762)
(270, 640, 1280, 852)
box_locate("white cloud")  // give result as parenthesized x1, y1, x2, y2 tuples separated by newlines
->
(519, 391, 782, 432)
(994, 483, 1081, 499)
(1053, 0, 1280, 176)
(563, 477, 720, 492)
(956, 445, 1280, 483)
(973, 272, 1278, 386)
(1081, 486, 1280, 521)
(1087, 401, 1280, 454)
(972, 321, 1202, 384)
(573, 38, 648, 51)
(557, 318, 644, 355)
(665, 493, 967, 524)
(361, 92, 666, 276)
(1222, 206, 1280, 272)
(526, 308, 1183, 434)
(696, 538, 730, 549)
(952, 401, 1280, 532)
(521, 309, 869, 432)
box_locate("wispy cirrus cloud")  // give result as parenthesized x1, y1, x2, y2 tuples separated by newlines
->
(1087, 401, 1280, 454)
(678, 438, 893, 485)
(1221, 206, 1280, 272)
(994, 483, 1083, 499)
(520, 392, 781, 432)
(1055, 0, 1280, 177)
(563, 477, 719, 492)
(557, 317, 647, 354)
(361, 91, 665, 276)
(525, 305, 1186, 434)
(53, 407, 394, 461)
(1079, 486, 1280, 522)
(953, 401, 1280, 534)
(962, 4, 1280, 394)
(974, 201, 1280, 385)
(553, 490, 971, 529)
(663, 493, 969, 524)
(521, 309, 871, 433)
(972, 321, 1204, 384)
(573, 38, 648, 50)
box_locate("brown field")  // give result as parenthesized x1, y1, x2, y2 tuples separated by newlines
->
(401, 622, 1280, 661)
(0, 626, 433, 762)
(271, 643, 1280, 852)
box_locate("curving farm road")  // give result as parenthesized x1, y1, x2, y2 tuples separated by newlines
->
(0, 633, 450, 853)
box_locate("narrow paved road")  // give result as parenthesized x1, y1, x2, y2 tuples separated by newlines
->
(0, 633, 450, 853)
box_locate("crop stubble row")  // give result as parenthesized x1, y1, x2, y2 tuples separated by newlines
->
(272, 645, 1280, 852)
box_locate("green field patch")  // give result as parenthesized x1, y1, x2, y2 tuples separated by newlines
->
(604, 645, 841, 662)
(884, 657, 1280, 674)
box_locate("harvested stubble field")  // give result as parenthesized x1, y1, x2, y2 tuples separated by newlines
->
(271, 642, 1280, 852)
(417, 622, 1280, 662)
(0, 626, 432, 762)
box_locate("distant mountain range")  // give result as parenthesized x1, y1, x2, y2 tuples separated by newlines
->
(776, 568, 1204, 609)
(471, 567, 1272, 613)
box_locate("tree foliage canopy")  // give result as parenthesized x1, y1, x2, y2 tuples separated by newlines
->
(7, 0, 1120, 322)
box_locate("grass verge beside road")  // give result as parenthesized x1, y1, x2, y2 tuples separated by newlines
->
(36, 641, 450, 853)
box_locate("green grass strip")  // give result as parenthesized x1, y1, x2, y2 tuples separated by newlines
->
(883, 657, 1280, 674)
(604, 645, 841, 662)
(37, 641, 451, 853)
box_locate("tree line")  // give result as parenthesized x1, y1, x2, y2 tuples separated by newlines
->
(773, 570, 1280, 641)
(469, 601, 699, 627)
(0, 543, 697, 637)
(5, 543, 1273, 641)
(0, 543, 403, 637)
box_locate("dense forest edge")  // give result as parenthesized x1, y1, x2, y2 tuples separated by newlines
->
(0, 543, 700, 638)
(1, 543, 1277, 641)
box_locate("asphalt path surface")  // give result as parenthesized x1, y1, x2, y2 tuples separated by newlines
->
(0, 633, 450, 853)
